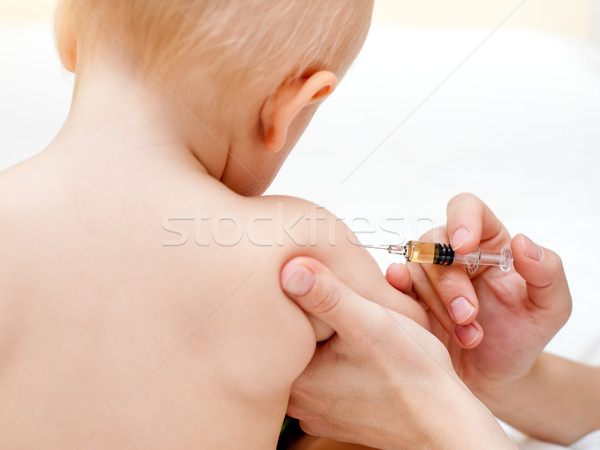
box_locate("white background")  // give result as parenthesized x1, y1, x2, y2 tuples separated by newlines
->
(1, 6, 600, 448)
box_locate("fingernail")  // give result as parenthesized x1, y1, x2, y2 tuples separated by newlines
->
(282, 264, 316, 296)
(456, 324, 480, 347)
(449, 297, 475, 324)
(523, 235, 542, 261)
(451, 228, 469, 250)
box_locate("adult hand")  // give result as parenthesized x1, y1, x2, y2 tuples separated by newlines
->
(388, 193, 572, 405)
(281, 256, 515, 449)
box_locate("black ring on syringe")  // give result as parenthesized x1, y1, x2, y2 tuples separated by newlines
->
(433, 243, 454, 266)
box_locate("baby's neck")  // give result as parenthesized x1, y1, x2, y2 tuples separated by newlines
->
(49, 56, 229, 179)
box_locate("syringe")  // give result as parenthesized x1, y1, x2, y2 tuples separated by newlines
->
(364, 240, 513, 275)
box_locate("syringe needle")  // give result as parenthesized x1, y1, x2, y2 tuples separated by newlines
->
(361, 245, 389, 250)
(361, 244, 407, 255)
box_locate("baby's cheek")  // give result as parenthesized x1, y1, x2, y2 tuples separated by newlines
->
(308, 315, 335, 342)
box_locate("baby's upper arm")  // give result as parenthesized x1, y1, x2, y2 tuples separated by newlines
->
(259, 195, 430, 331)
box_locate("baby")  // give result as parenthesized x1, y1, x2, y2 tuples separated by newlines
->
(0, 1, 429, 448)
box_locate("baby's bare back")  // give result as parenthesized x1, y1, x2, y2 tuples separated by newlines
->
(0, 153, 316, 449)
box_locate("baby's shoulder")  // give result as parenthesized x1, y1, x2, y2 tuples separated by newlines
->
(162, 189, 361, 310)
(161, 191, 332, 257)
(239, 194, 355, 251)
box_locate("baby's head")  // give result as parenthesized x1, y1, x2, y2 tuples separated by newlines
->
(55, 0, 373, 195)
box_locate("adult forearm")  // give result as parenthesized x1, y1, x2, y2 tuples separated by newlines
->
(483, 353, 600, 445)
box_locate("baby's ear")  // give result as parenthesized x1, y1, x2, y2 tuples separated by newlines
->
(260, 71, 337, 153)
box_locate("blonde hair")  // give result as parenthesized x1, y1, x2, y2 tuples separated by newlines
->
(55, 0, 373, 87)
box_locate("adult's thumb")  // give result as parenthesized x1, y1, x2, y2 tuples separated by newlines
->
(512, 234, 572, 316)
(280, 257, 374, 337)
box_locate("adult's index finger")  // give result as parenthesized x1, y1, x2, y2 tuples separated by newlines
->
(446, 193, 507, 254)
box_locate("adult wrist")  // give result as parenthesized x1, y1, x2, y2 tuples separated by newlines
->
(469, 356, 543, 420)
(438, 382, 515, 449)
(390, 374, 515, 449)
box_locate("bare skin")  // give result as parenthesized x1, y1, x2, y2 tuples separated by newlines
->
(0, 3, 433, 447)
(0, 146, 429, 448)
(0, 143, 431, 449)
(0, 151, 318, 448)
(280, 258, 515, 450)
